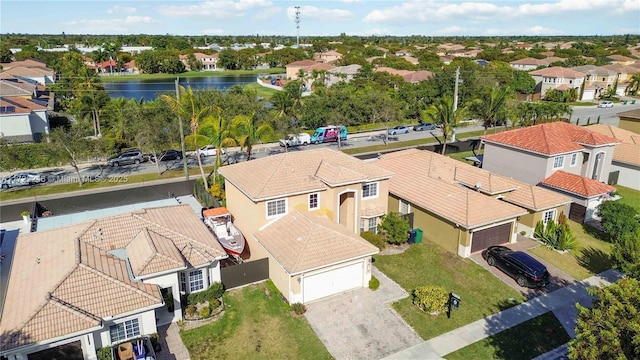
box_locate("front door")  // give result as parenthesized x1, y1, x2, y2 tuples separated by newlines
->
(339, 192, 355, 232)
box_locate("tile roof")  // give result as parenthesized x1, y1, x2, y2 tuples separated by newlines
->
(607, 54, 636, 62)
(482, 122, 619, 155)
(254, 211, 378, 274)
(618, 108, 640, 119)
(586, 124, 640, 167)
(0, 78, 36, 97)
(376, 150, 529, 229)
(126, 229, 186, 276)
(219, 148, 393, 201)
(305, 62, 336, 71)
(0, 96, 48, 115)
(0, 66, 54, 78)
(540, 171, 616, 198)
(530, 66, 585, 78)
(509, 57, 550, 66)
(286, 59, 318, 67)
(601, 63, 640, 74)
(572, 65, 617, 76)
(0, 59, 51, 70)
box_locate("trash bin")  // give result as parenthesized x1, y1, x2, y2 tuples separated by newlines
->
(407, 229, 417, 244)
(414, 228, 423, 244)
(623, 100, 628, 105)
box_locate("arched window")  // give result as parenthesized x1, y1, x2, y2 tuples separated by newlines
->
(592, 152, 604, 180)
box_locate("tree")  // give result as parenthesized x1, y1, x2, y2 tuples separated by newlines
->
(469, 86, 513, 134)
(628, 73, 640, 95)
(199, 113, 236, 179)
(597, 201, 640, 277)
(48, 127, 94, 186)
(422, 96, 465, 155)
(377, 212, 411, 245)
(511, 71, 536, 94)
(568, 278, 640, 360)
(231, 113, 274, 161)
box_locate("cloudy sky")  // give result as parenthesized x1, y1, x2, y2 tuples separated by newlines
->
(1, 0, 639, 37)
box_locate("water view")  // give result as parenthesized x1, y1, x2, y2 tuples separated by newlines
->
(103, 74, 262, 102)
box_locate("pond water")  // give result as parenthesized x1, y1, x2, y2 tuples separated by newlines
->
(103, 74, 262, 102)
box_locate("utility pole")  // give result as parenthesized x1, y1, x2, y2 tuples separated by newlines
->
(175, 78, 189, 181)
(453, 66, 460, 112)
(295, 6, 301, 48)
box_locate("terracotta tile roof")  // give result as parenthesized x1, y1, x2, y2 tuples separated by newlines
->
(618, 108, 640, 119)
(1, 65, 54, 78)
(403, 70, 433, 83)
(254, 211, 378, 274)
(219, 148, 393, 201)
(305, 62, 336, 71)
(286, 59, 318, 67)
(0, 59, 51, 70)
(530, 66, 585, 78)
(0, 78, 36, 97)
(544, 56, 565, 64)
(509, 57, 550, 66)
(587, 124, 640, 166)
(572, 65, 617, 76)
(607, 54, 636, 62)
(375, 67, 413, 76)
(540, 171, 616, 198)
(361, 205, 386, 217)
(127, 229, 186, 276)
(504, 184, 572, 211)
(0, 96, 47, 115)
(0, 224, 162, 351)
(601, 63, 640, 74)
(376, 150, 527, 229)
(482, 122, 619, 155)
(321, 50, 342, 56)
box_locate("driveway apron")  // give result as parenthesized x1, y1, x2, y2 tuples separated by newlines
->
(304, 267, 422, 360)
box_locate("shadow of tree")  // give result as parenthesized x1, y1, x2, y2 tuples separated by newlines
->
(582, 223, 610, 242)
(523, 274, 575, 300)
(577, 247, 611, 274)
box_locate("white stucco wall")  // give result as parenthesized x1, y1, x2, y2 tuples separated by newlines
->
(0, 114, 32, 138)
(97, 310, 158, 349)
(143, 272, 183, 322)
(611, 163, 640, 190)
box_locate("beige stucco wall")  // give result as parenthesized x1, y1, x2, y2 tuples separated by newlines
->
(619, 117, 640, 134)
(517, 205, 566, 236)
(286, 66, 304, 80)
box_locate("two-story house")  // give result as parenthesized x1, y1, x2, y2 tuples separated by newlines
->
(482, 122, 619, 223)
(529, 66, 585, 100)
(0, 205, 228, 360)
(572, 65, 619, 100)
(218, 148, 393, 303)
(601, 63, 640, 95)
(314, 50, 342, 64)
(587, 124, 640, 190)
(509, 57, 551, 71)
(0, 96, 50, 143)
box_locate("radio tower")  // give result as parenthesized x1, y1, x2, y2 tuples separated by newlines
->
(295, 6, 301, 48)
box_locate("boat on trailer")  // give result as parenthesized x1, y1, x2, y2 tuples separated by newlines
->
(203, 207, 245, 256)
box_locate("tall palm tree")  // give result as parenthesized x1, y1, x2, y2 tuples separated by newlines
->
(232, 113, 274, 161)
(628, 72, 640, 95)
(162, 85, 212, 189)
(470, 86, 513, 134)
(199, 113, 237, 179)
(422, 96, 466, 155)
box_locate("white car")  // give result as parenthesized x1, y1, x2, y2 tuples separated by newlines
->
(598, 101, 614, 108)
(198, 145, 226, 157)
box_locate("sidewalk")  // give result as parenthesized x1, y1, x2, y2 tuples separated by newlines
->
(383, 269, 623, 360)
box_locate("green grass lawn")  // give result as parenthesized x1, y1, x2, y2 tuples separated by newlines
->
(374, 241, 525, 340)
(615, 185, 640, 212)
(447, 150, 483, 163)
(180, 281, 331, 360)
(529, 220, 612, 280)
(100, 68, 285, 82)
(242, 82, 279, 100)
(445, 311, 570, 360)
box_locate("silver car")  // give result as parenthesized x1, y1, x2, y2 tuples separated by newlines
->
(0, 172, 47, 189)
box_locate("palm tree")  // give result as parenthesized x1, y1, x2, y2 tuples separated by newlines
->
(628, 73, 640, 95)
(161, 85, 212, 189)
(199, 113, 237, 179)
(469, 86, 513, 135)
(232, 113, 274, 161)
(422, 96, 466, 155)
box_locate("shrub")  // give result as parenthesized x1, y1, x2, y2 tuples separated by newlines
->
(378, 212, 411, 245)
(520, 230, 527, 236)
(97, 347, 112, 360)
(187, 282, 225, 305)
(291, 302, 307, 315)
(200, 305, 211, 318)
(149, 333, 161, 352)
(534, 217, 578, 251)
(412, 286, 448, 314)
(369, 276, 380, 290)
(185, 304, 196, 317)
(209, 282, 225, 299)
(361, 231, 386, 250)
(209, 298, 221, 311)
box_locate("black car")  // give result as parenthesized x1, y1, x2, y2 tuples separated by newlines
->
(413, 123, 437, 131)
(483, 246, 550, 288)
(153, 150, 183, 162)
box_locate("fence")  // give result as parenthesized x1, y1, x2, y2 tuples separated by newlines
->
(193, 181, 220, 208)
(220, 258, 269, 290)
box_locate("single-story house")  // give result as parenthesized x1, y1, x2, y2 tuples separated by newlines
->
(586, 124, 640, 190)
(0, 96, 50, 143)
(618, 108, 640, 134)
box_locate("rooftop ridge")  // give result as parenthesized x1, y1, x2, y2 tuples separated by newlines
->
(78, 263, 160, 303)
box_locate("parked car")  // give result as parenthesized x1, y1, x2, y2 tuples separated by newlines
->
(1, 172, 47, 189)
(152, 150, 183, 162)
(107, 151, 148, 167)
(483, 245, 551, 288)
(388, 126, 411, 135)
(198, 145, 226, 157)
(413, 123, 437, 131)
(598, 101, 614, 108)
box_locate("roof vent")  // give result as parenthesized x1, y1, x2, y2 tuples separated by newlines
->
(475, 182, 483, 191)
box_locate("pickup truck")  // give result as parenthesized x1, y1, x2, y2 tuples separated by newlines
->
(279, 133, 311, 147)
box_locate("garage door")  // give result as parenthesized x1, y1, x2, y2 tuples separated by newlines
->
(471, 222, 512, 253)
(303, 262, 364, 303)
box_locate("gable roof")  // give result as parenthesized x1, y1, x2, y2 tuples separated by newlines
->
(286, 59, 318, 67)
(254, 211, 378, 274)
(540, 170, 615, 198)
(530, 66, 585, 79)
(571, 65, 617, 76)
(600, 63, 640, 74)
(509, 57, 550, 66)
(482, 122, 619, 156)
(219, 148, 393, 201)
(586, 124, 640, 167)
(0, 96, 48, 115)
(618, 108, 640, 119)
(0, 78, 36, 97)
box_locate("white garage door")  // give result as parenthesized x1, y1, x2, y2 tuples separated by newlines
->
(303, 262, 364, 303)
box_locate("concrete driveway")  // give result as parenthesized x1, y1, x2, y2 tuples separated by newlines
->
(470, 237, 577, 299)
(304, 267, 422, 360)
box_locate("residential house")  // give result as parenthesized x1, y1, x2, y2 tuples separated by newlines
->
(587, 124, 640, 190)
(572, 65, 619, 100)
(529, 66, 585, 99)
(326, 64, 362, 87)
(482, 122, 619, 223)
(401, 56, 419, 65)
(179, 53, 219, 71)
(218, 148, 393, 303)
(0, 77, 37, 98)
(601, 63, 639, 95)
(0, 63, 55, 85)
(606, 54, 637, 66)
(375, 149, 570, 257)
(509, 57, 551, 71)
(453, 49, 482, 58)
(120, 46, 153, 55)
(314, 50, 342, 64)
(513, 43, 533, 51)
(617, 108, 640, 134)
(374, 67, 433, 84)
(285, 59, 318, 80)
(0, 205, 228, 360)
(0, 96, 50, 143)
(395, 49, 413, 57)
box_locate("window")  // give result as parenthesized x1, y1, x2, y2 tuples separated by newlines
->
(188, 270, 204, 292)
(266, 199, 286, 217)
(592, 152, 604, 180)
(570, 153, 578, 166)
(362, 182, 378, 198)
(110, 318, 140, 343)
(360, 217, 379, 234)
(360, 218, 366, 233)
(553, 156, 564, 169)
(543, 209, 556, 224)
(179, 272, 186, 293)
(308, 193, 319, 210)
(399, 199, 410, 214)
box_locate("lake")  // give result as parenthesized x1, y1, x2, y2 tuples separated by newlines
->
(103, 74, 261, 102)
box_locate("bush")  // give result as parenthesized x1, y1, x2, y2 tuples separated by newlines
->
(187, 282, 225, 305)
(209, 282, 225, 299)
(149, 333, 161, 352)
(534, 217, 578, 251)
(412, 286, 448, 314)
(361, 231, 386, 250)
(369, 276, 380, 290)
(209, 298, 221, 311)
(185, 304, 196, 317)
(291, 302, 307, 315)
(378, 212, 411, 245)
(97, 347, 112, 360)
(200, 305, 211, 318)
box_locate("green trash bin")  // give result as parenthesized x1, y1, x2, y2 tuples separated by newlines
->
(623, 100, 628, 105)
(414, 228, 423, 244)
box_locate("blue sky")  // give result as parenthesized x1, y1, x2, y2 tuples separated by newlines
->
(1, 0, 639, 37)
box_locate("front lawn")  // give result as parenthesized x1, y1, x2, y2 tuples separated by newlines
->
(445, 311, 570, 360)
(180, 281, 331, 360)
(374, 242, 525, 340)
(615, 185, 640, 212)
(529, 220, 612, 280)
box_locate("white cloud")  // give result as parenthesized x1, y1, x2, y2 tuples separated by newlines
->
(202, 28, 225, 35)
(253, 6, 281, 19)
(622, 0, 640, 10)
(436, 26, 467, 35)
(527, 25, 563, 35)
(518, 0, 611, 16)
(158, 0, 272, 18)
(342, 0, 363, 3)
(286, 6, 353, 21)
(107, 6, 137, 14)
(64, 16, 156, 34)
(349, 28, 390, 36)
